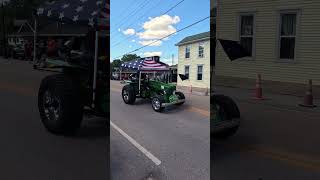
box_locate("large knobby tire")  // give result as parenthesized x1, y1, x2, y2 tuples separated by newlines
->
(151, 95, 165, 112)
(38, 74, 83, 135)
(212, 95, 240, 139)
(175, 91, 185, 106)
(122, 85, 136, 104)
(214, 126, 239, 139)
(212, 95, 240, 119)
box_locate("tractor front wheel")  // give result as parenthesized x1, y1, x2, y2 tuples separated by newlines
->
(175, 91, 185, 105)
(152, 95, 165, 112)
(122, 85, 136, 104)
(38, 74, 83, 135)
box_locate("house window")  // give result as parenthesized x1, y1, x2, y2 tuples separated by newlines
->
(279, 12, 297, 60)
(184, 65, 190, 80)
(198, 42, 204, 58)
(185, 45, 191, 58)
(239, 14, 254, 57)
(197, 65, 203, 80)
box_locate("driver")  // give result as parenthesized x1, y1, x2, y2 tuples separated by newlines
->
(141, 74, 150, 90)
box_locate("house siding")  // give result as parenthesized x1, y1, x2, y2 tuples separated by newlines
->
(177, 39, 211, 90)
(216, 0, 320, 85)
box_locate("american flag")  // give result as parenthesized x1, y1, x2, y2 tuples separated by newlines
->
(36, 0, 109, 31)
(121, 56, 169, 71)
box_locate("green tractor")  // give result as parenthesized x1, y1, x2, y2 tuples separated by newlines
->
(36, 34, 108, 135)
(120, 56, 185, 112)
(33, 0, 109, 135)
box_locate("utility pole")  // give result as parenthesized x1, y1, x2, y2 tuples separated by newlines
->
(171, 54, 174, 82)
(1, 0, 7, 59)
(171, 54, 174, 65)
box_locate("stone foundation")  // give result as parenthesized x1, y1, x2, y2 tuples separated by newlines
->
(177, 85, 210, 96)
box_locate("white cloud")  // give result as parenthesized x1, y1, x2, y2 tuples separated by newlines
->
(118, 28, 121, 32)
(143, 51, 162, 57)
(137, 15, 180, 40)
(138, 40, 162, 46)
(131, 39, 136, 42)
(123, 28, 135, 35)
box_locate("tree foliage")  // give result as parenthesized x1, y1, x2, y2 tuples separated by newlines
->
(121, 54, 140, 62)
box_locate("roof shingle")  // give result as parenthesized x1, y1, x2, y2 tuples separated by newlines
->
(176, 31, 210, 46)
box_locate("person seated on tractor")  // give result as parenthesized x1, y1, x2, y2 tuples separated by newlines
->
(141, 74, 150, 90)
(47, 37, 58, 57)
(129, 73, 138, 81)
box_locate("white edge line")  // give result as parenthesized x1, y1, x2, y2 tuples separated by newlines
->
(110, 121, 162, 166)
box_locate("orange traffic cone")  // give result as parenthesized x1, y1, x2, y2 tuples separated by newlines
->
(253, 74, 265, 100)
(299, 79, 316, 108)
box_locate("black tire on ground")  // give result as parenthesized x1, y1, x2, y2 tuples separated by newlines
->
(151, 95, 165, 112)
(122, 85, 136, 104)
(212, 95, 240, 139)
(175, 91, 185, 105)
(38, 74, 83, 135)
(213, 126, 239, 139)
(212, 94, 240, 119)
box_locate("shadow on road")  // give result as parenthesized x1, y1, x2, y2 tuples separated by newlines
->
(132, 99, 151, 105)
(73, 117, 109, 139)
(162, 104, 192, 114)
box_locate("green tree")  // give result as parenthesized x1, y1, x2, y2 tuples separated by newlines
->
(111, 59, 122, 72)
(121, 54, 140, 62)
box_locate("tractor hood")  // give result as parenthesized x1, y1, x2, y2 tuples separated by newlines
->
(149, 80, 176, 91)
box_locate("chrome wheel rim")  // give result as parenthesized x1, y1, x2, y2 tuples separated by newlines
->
(43, 90, 61, 121)
(152, 98, 161, 110)
(123, 90, 129, 102)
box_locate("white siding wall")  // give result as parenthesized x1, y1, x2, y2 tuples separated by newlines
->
(177, 40, 211, 89)
(216, 0, 320, 85)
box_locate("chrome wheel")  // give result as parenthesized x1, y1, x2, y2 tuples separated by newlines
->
(152, 98, 161, 110)
(43, 90, 61, 122)
(123, 90, 129, 102)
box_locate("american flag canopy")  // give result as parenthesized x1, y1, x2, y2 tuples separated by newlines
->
(121, 56, 169, 71)
(36, 0, 109, 31)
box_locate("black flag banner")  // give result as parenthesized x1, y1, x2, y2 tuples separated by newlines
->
(179, 74, 188, 81)
(218, 39, 250, 61)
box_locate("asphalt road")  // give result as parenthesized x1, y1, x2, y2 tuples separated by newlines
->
(0, 59, 108, 180)
(212, 97, 320, 179)
(110, 81, 210, 180)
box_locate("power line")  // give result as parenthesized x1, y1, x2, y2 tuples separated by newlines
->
(110, 0, 147, 30)
(162, 0, 185, 14)
(113, 15, 210, 60)
(111, 0, 136, 24)
(110, 0, 151, 36)
(111, 0, 185, 47)
(110, 0, 163, 42)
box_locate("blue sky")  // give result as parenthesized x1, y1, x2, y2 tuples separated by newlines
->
(110, 0, 210, 65)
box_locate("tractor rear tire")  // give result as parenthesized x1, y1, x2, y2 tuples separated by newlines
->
(152, 95, 165, 112)
(214, 126, 239, 139)
(175, 91, 185, 105)
(212, 95, 240, 119)
(122, 85, 136, 104)
(212, 95, 240, 139)
(38, 74, 83, 135)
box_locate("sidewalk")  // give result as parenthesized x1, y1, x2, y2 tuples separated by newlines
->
(214, 85, 320, 114)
